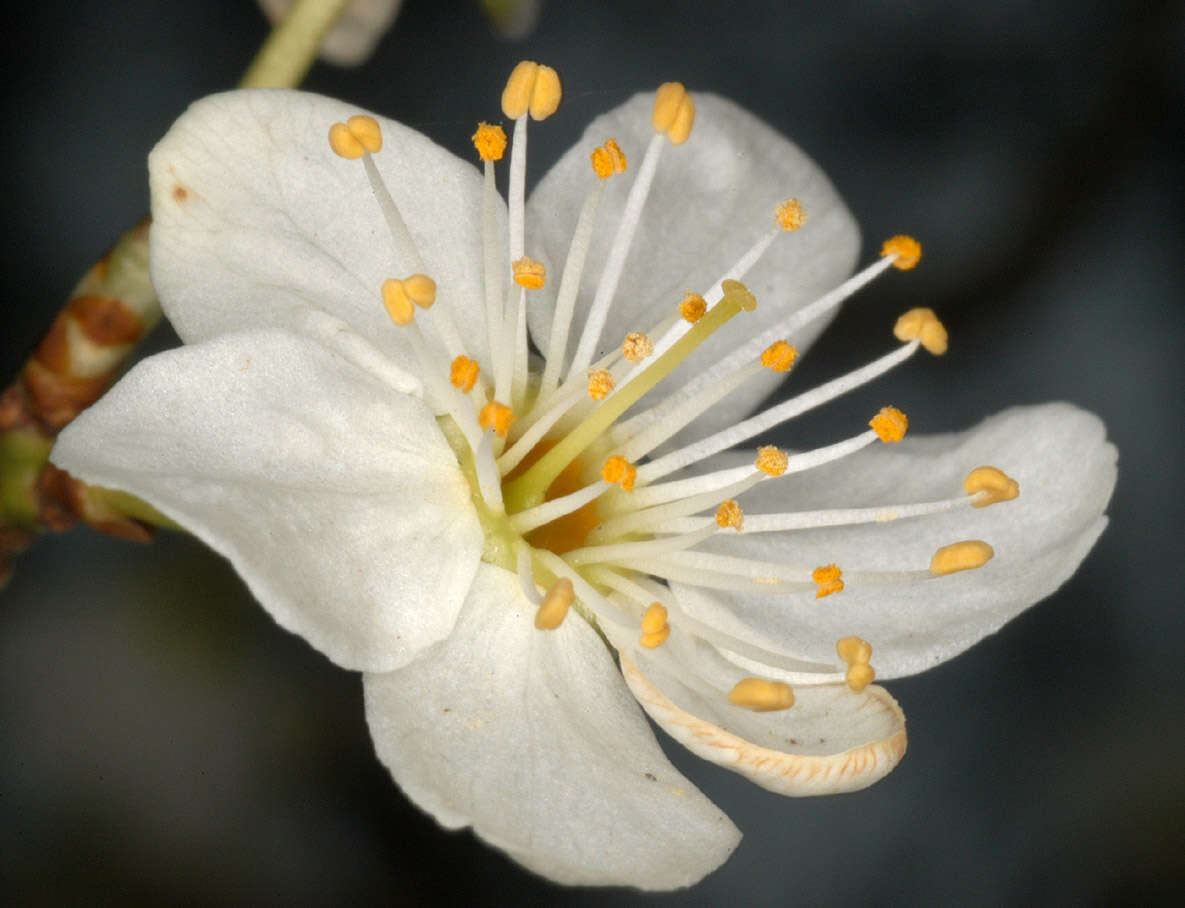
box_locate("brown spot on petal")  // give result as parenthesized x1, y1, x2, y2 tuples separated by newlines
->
(173, 185, 188, 202)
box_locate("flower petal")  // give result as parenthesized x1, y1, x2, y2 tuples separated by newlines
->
(526, 92, 859, 437)
(51, 329, 481, 673)
(149, 89, 503, 367)
(363, 563, 740, 889)
(671, 403, 1117, 678)
(620, 628, 906, 797)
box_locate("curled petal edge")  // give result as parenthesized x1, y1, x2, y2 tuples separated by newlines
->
(620, 652, 907, 796)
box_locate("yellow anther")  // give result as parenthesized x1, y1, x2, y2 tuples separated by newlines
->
(775, 198, 807, 231)
(472, 122, 508, 162)
(534, 577, 574, 630)
(893, 307, 948, 355)
(845, 662, 876, 692)
(640, 627, 671, 649)
(760, 340, 798, 372)
(512, 256, 547, 289)
(380, 278, 415, 326)
(721, 278, 757, 312)
(651, 82, 695, 145)
(403, 273, 437, 308)
(679, 291, 707, 323)
(529, 65, 562, 120)
(728, 677, 795, 712)
(639, 602, 671, 649)
(501, 61, 538, 119)
(450, 355, 480, 394)
(836, 635, 873, 666)
(501, 60, 562, 120)
(930, 540, 995, 576)
(587, 369, 615, 401)
(590, 138, 627, 179)
(964, 466, 1019, 508)
(479, 402, 514, 437)
(755, 445, 789, 477)
(715, 499, 743, 531)
(328, 115, 383, 159)
(812, 564, 845, 598)
(870, 406, 909, 443)
(641, 602, 669, 635)
(622, 332, 654, 363)
(881, 234, 922, 270)
(601, 455, 637, 492)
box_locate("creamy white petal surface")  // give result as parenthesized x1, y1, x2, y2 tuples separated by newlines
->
(52, 329, 481, 672)
(670, 404, 1117, 678)
(364, 564, 740, 889)
(526, 93, 859, 442)
(148, 90, 504, 370)
(622, 633, 906, 797)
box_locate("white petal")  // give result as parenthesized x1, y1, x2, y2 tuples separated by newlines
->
(363, 563, 740, 890)
(51, 329, 481, 673)
(256, 0, 402, 67)
(620, 628, 906, 797)
(526, 93, 859, 435)
(149, 89, 503, 365)
(672, 403, 1117, 678)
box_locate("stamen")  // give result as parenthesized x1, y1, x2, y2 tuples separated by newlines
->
(639, 603, 671, 649)
(881, 234, 922, 270)
(568, 83, 696, 379)
(870, 406, 909, 443)
(761, 340, 798, 372)
(381, 277, 415, 326)
(450, 355, 480, 393)
(565, 524, 716, 568)
(774, 197, 807, 231)
(836, 636, 875, 692)
(601, 455, 637, 492)
(590, 138, 628, 178)
(534, 577, 574, 630)
(500, 60, 562, 121)
(662, 489, 988, 535)
(587, 369, 615, 400)
(680, 292, 707, 323)
(536, 145, 618, 402)
(812, 564, 844, 598)
(328, 114, 382, 159)
(622, 332, 654, 363)
(651, 81, 696, 145)
(508, 481, 608, 535)
(755, 445, 788, 477)
(479, 401, 514, 438)
(893, 307, 948, 355)
(930, 540, 995, 575)
(964, 466, 1019, 507)
(715, 499, 743, 530)
(727, 677, 795, 712)
(517, 545, 541, 605)
(512, 256, 547, 289)
(837, 636, 872, 665)
(531, 549, 636, 634)
(471, 122, 507, 162)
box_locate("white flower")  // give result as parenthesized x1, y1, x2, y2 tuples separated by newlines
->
(51, 67, 1116, 890)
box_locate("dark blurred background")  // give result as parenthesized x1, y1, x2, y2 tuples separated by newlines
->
(3, 0, 1183, 904)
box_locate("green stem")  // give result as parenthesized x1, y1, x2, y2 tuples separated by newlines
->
(240, 0, 355, 88)
(502, 284, 754, 513)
